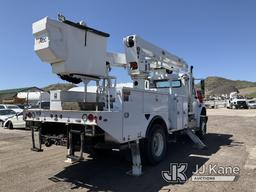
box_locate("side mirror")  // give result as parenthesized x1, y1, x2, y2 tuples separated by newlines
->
(200, 80, 205, 98)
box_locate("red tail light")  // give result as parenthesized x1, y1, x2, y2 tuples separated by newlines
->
(130, 62, 138, 70)
(87, 114, 94, 122)
(27, 112, 32, 118)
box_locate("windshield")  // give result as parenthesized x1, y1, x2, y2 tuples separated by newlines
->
(0, 110, 16, 115)
(17, 105, 25, 109)
(236, 95, 244, 99)
(152, 80, 181, 88)
(7, 105, 19, 109)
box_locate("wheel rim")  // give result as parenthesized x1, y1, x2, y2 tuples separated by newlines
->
(152, 132, 164, 157)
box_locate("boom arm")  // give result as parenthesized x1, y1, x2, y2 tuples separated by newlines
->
(124, 35, 188, 77)
(123, 35, 189, 89)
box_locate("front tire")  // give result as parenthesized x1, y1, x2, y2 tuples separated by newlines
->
(196, 117, 207, 139)
(142, 123, 167, 165)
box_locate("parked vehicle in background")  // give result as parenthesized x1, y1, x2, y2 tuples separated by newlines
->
(247, 100, 256, 109)
(226, 92, 248, 109)
(228, 98, 248, 109)
(3, 112, 26, 129)
(0, 104, 23, 113)
(0, 109, 16, 127)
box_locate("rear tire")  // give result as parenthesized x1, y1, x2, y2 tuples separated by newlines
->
(7, 122, 13, 129)
(142, 123, 167, 165)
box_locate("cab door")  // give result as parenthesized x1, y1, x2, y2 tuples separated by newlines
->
(169, 95, 188, 130)
(176, 97, 183, 129)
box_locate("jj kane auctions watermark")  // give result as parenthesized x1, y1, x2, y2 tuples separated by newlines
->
(162, 163, 240, 183)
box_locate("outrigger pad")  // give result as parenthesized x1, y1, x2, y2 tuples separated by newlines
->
(65, 155, 84, 164)
(184, 129, 207, 150)
(31, 148, 43, 152)
(126, 141, 142, 176)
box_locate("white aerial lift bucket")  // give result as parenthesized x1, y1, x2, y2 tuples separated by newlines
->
(32, 16, 109, 79)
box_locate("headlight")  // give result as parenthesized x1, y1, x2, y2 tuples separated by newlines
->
(82, 114, 87, 121)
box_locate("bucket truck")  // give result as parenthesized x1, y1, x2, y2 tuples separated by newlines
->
(226, 92, 248, 109)
(25, 15, 207, 176)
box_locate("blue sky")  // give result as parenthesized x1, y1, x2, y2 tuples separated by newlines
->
(0, 0, 255, 90)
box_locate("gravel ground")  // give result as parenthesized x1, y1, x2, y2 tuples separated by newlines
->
(0, 109, 256, 192)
